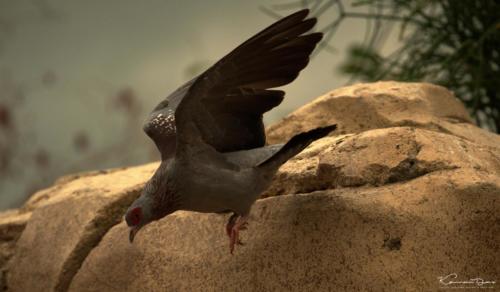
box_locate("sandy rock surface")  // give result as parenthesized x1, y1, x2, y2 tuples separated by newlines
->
(6, 163, 158, 292)
(266, 81, 498, 150)
(2, 82, 499, 291)
(0, 210, 30, 291)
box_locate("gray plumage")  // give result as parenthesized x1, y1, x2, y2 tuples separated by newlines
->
(125, 9, 336, 253)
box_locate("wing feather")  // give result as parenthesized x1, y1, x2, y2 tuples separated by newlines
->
(171, 9, 322, 158)
(145, 10, 322, 159)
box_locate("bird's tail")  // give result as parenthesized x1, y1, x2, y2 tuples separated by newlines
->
(257, 125, 337, 171)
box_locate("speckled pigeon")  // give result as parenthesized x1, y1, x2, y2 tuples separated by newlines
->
(125, 9, 336, 253)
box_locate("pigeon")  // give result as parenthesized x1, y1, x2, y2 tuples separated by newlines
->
(125, 9, 336, 253)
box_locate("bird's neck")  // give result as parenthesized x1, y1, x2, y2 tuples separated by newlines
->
(149, 161, 181, 221)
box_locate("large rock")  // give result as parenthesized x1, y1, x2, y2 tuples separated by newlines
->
(6, 163, 158, 292)
(266, 81, 499, 150)
(2, 82, 499, 291)
(263, 126, 499, 197)
(0, 210, 30, 291)
(67, 126, 499, 291)
(69, 170, 499, 292)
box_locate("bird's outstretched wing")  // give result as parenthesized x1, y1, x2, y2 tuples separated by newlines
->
(175, 9, 322, 160)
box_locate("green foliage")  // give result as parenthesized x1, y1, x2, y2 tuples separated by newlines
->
(266, 0, 500, 132)
(338, 0, 500, 132)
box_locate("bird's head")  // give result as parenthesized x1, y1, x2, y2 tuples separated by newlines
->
(125, 165, 178, 243)
(125, 194, 156, 243)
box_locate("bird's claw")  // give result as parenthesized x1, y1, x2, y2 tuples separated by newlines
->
(226, 214, 248, 254)
(226, 214, 238, 237)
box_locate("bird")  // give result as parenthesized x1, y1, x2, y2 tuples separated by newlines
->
(125, 9, 336, 254)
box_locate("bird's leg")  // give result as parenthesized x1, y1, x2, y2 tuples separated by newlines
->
(225, 213, 239, 237)
(226, 213, 249, 254)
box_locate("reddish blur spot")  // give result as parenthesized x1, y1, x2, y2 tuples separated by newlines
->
(114, 87, 136, 112)
(73, 131, 90, 153)
(0, 105, 11, 129)
(42, 70, 57, 87)
(34, 149, 50, 168)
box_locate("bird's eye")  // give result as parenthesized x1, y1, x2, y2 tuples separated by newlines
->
(127, 207, 142, 226)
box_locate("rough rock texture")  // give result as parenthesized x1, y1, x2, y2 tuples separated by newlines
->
(69, 172, 499, 292)
(267, 81, 499, 149)
(262, 126, 499, 197)
(6, 163, 158, 292)
(2, 81, 499, 291)
(0, 210, 30, 291)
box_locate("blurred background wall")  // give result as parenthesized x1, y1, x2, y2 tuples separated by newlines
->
(0, 0, 398, 210)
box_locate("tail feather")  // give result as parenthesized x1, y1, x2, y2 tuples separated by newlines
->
(257, 125, 337, 170)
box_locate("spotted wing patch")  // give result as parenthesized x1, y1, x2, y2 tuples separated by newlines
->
(147, 111, 176, 136)
(143, 108, 177, 159)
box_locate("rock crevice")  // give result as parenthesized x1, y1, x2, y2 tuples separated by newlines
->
(54, 188, 142, 292)
(6, 163, 158, 292)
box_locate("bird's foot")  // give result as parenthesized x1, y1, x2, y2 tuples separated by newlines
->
(226, 214, 249, 254)
(225, 214, 238, 237)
